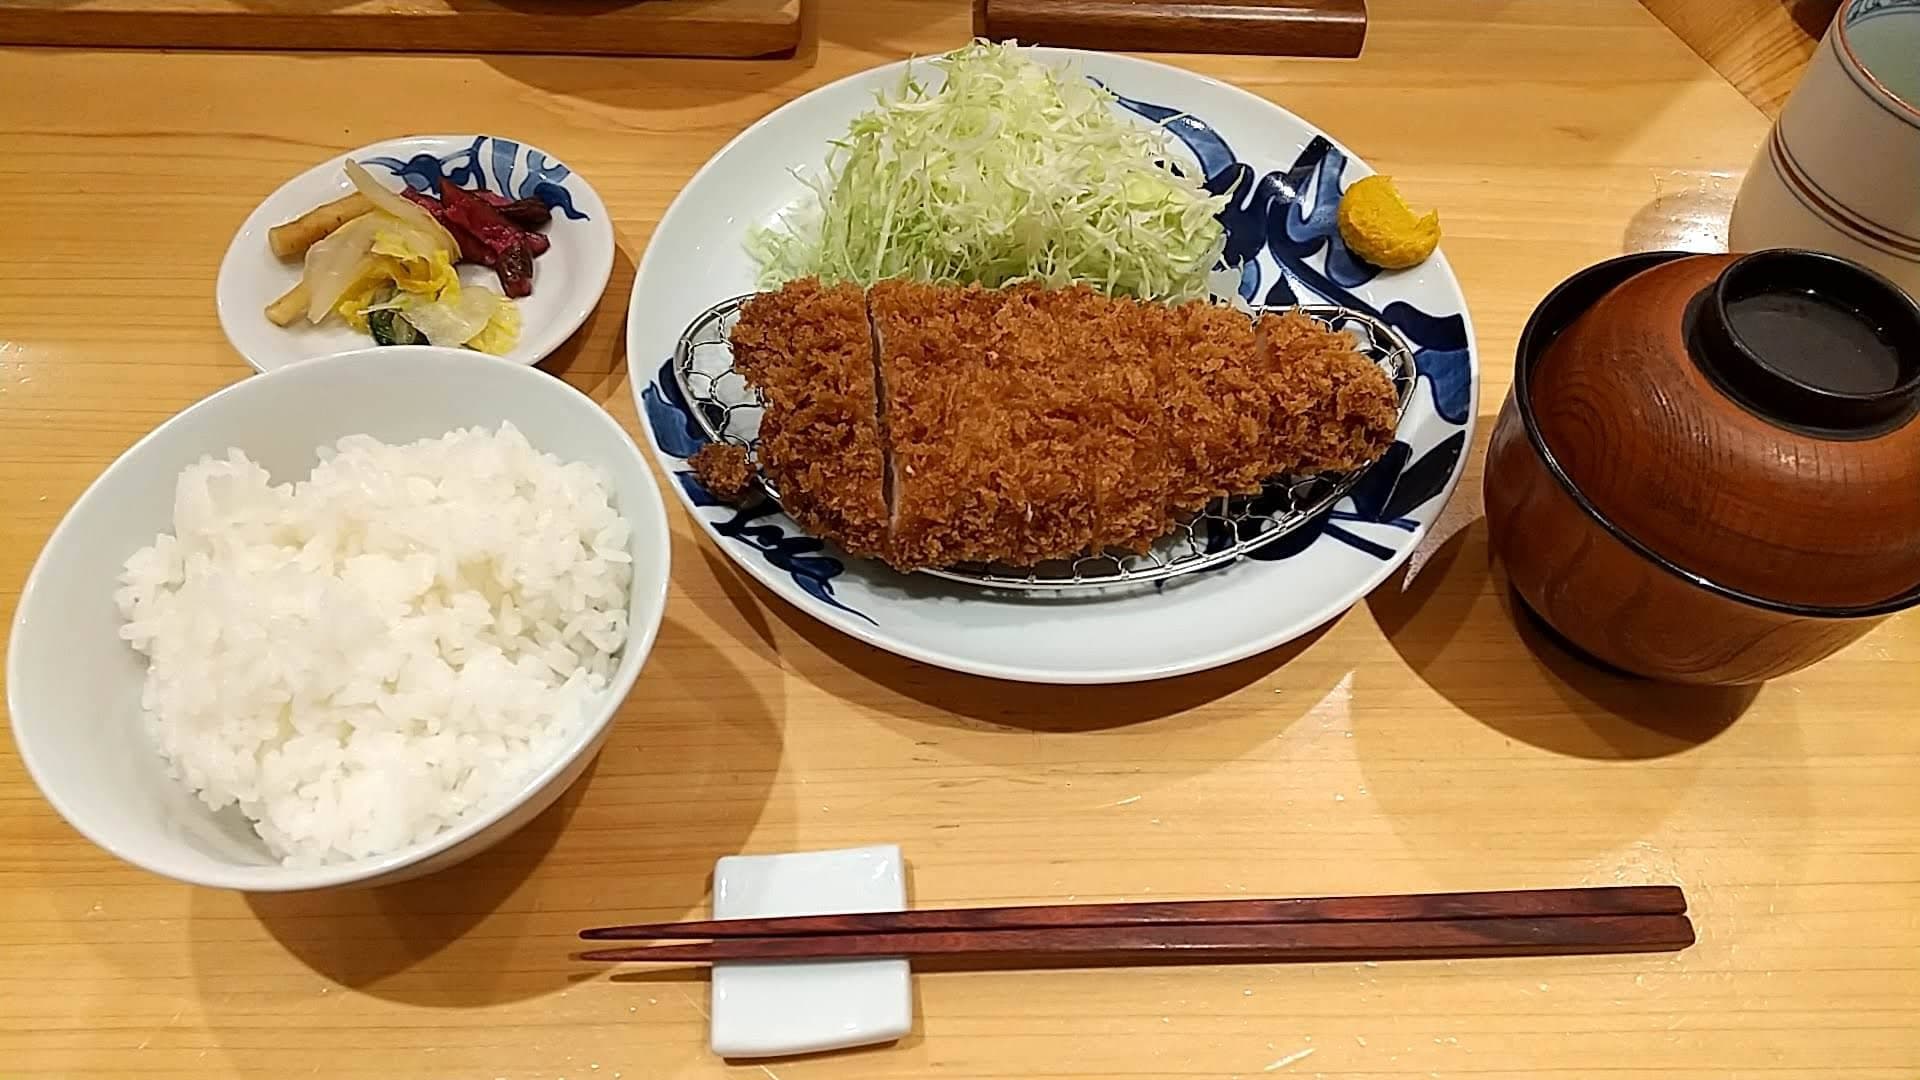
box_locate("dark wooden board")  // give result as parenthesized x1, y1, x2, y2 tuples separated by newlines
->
(976, 0, 1367, 58)
(0, 0, 801, 57)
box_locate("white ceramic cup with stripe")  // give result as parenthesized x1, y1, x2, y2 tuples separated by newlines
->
(1729, 0, 1920, 298)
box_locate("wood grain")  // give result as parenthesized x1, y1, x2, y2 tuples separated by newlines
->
(1485, 391, 1883, 684)
(975, 0, 1367, 57)
(0, 0, 802, 58)
(2, 2, 1917, 1078)
(1483, 250, 1910, 683)
(1525, 252, 1920, 611)
(1641, 0, 1838, 114)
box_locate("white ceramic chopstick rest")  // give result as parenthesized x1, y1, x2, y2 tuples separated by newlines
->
(708, 845, 914, 1058)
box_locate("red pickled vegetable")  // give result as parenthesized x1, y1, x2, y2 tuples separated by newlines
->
(397, 183, 551, 297)
(402, 188, 493, 265)
(473, 190, 554, 229)
(436, 179, 537, 297)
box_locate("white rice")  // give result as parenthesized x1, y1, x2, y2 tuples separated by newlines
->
(114, 422, 633, 867)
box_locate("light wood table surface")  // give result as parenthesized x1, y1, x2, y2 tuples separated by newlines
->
(3, 2, 1916, 1077)
(1641, 0, 1835, 115)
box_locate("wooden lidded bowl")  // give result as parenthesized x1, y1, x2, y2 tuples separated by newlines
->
(1485, 249, 1920, 684)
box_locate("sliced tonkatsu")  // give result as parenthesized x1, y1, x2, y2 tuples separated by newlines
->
(1012, 287, 1174, 555)
(874, 280, 1106, 569)
(727, 279, 890, 557)
(1256, 310, 1405, 474)
(700, 278, 1400, 572)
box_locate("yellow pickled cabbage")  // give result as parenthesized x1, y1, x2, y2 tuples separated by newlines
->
(345, 160, 457, 258)
(335, 276, 386, 333)
(333, 224, 518, 353)
(375, 228, 461, 301)
(303, 213, 386, 323)
(296, 176, 518, 354)
(386, 287, 512, 352)
(464, 299, 522, 356)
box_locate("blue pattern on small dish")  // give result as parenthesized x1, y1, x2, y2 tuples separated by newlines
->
(643, 362, 875, 625)
(363, 135, 591, 221)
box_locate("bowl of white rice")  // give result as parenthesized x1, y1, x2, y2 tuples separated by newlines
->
(7, 347, 671, 891)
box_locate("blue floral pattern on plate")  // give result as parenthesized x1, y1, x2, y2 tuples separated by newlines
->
(362, 135, 592, 221)
(642, 80, 1471, 624)
(1107, 92, 1472, 561)
(642, 361, 875, 626)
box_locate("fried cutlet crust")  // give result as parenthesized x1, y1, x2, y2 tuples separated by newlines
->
(729, 280, 1400, 573)
(1256, 311, 1401, 473)
(728, 279, 890, 557)
(1159, 300, 1279, 509)
(688, 442, 756, 503)
(1016, 287, 1174, 554)
(980, 289, 1103, 564)
(872, 281, 1101, 570)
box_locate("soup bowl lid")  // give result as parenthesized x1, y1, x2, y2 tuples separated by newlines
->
(1521, 249, 1920, 611)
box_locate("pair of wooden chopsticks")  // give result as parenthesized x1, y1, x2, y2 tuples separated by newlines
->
(577, 886, 1693, 966)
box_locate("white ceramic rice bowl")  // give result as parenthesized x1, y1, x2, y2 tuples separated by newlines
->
(7, 347, 670, 891)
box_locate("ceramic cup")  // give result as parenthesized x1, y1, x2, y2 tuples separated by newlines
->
(1728, 0, 1920, 298)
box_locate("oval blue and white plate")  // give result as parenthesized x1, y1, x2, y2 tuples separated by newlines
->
(627, 50, 1479, 684)
(218, 134, 614, 373)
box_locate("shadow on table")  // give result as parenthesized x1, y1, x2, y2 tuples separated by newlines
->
(1354, 516, 1809, 894)
(696, 546, 791, 669)
(479, 0, 823, 110)
(235, 762, 592, 1002)
(192, 615, 784, 1024)
(689, 542, 1355, 792)
(539, 243, 634, 403)
(1368, 518, 1755, 762)
(715, 545, 1334, 733)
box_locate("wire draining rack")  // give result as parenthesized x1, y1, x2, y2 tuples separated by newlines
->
(673, 294, 1418, 592)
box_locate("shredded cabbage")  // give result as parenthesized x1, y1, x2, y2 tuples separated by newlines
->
(749, 40, 1229, 302)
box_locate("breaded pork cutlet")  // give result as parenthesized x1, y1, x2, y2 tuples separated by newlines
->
(722, 278, 1400, 573)
(1255, 311, 1402, 473)
(873, 281, 1102, 569)
(727, 279, 890, 558)
(1157, 299, 1283, 510)
(1016, 287, 1175, 554)
(688, 442, 756, 502)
